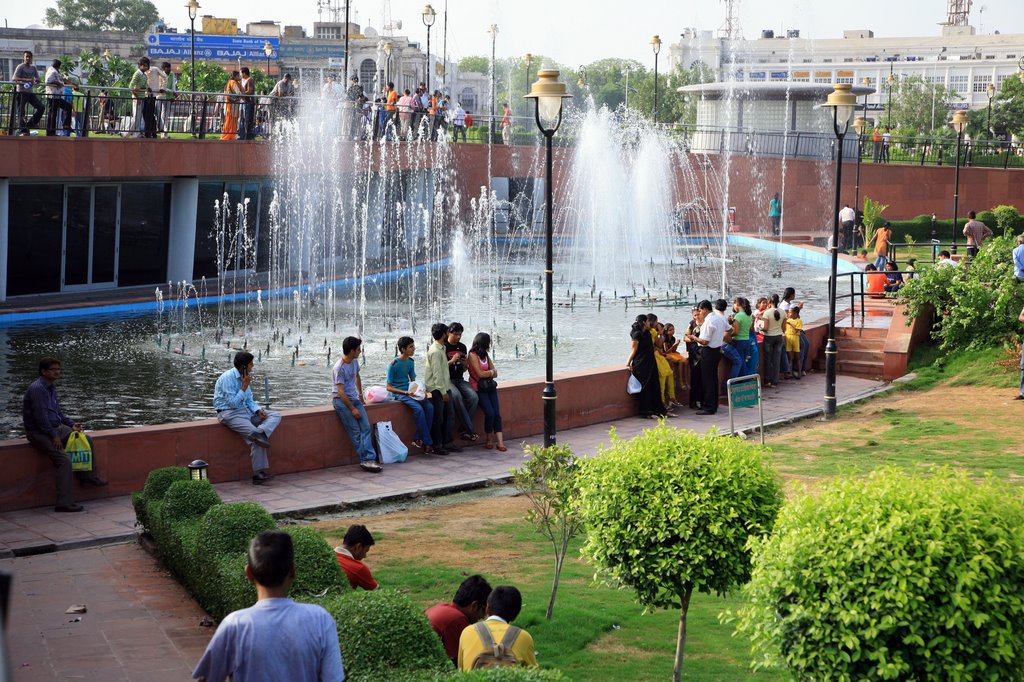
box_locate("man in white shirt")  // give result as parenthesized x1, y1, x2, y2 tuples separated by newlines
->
(156, 62, 177, 137)
(935, 250, 959, 268)
(838, 203, 856, 252)
(44, 59, 73, 136)
(452, 102, 467, 143)
(686, 300, 730, 415)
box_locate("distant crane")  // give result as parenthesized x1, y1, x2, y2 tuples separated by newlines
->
(941, 0, 972, 27)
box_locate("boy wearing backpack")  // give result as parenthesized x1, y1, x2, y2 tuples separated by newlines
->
(457, 585, 537, 671)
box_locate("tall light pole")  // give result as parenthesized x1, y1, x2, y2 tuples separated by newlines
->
(986, 82, 995, 137)
(886, 69, 895, 129)
(263, 41, 273, 78)
(951, 109, 968, 255)
(820, 83, 856, 418)
(488, 24, 498, 141)
(186, 0, 200, 136)
(383, 41, 393, 85)
(442, 0, 448, 91)
(525, 68, 571, 447)
(524, 53, 533, 97)
(852, 115, 865, 239)
(343, 0, 350, 83)
(651, 35, 662, 123)
(422, 4, 436, 96)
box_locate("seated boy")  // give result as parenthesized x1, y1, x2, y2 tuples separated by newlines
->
(457, 585, 537, 671)
(426, 574, 492, 665)
(333, 524, 378, 590)
(386, 336, 441, 454)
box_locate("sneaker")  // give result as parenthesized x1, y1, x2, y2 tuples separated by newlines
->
(412, 439, 425, 449)
(252, 471, 274, 485)
(359, 462, 383, 473)
(55, 503, 85, 513)
(442, 443, 463, 453)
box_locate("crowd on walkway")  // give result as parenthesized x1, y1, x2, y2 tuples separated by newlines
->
(628, 288, 810, 419)
(8, 49, 516, 144)
(192, 526, 537, 680)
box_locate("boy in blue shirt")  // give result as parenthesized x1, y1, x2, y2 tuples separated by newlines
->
(332, 337, 381, 473)
(386, 336, 441, 454)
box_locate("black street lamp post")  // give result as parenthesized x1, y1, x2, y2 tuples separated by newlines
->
(264, 41, 273, 78)
(488, 24, 498, 140)
(951, 109, 968, 255)
(886, 70, 895, 129)
(651, 35, 661, 123)
(525, 69, 571, 447)
(422, 4, 436, 97)
(820, 83, 856, 417)
(186, 0, 200, 137)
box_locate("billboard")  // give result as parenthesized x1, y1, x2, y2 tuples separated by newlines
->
(278, 43, 346, 59)
(146, 34, 279, 60)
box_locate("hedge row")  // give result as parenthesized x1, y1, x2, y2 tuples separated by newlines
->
(882, 205, 1023, 244)
(134, 467, 561, 681)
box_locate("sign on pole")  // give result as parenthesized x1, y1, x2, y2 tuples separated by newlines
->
(727, 374, 764, 445)
(146, 34, 279, 61)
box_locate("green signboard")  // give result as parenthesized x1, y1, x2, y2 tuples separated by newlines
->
(729, 380, 759, 408)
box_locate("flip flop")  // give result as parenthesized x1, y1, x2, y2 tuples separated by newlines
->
(496, 445, 507, 452)
(485, 443, 494, 449)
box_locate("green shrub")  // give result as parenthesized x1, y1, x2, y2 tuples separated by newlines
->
(992, 204, 1022, 237)
(142, 466, 190, 501)
(200, 552, 256, 620)
(321, 589, 449, 681)
(577, 423, 783, 679)
(285, 526, 348, 598)
(162, 479, 221, 521)
(131, 491, 149, 531)
(735, 468, 1024, 679)
(198, 502, 277, 558)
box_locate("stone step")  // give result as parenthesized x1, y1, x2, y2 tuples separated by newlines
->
(837, 325, 889, 340)
(836, 347, 884, 363)
(836, 359, 885, 378)
(836, 337, 886, 351)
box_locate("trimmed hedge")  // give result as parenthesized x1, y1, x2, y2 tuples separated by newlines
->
(322, 589, 450, 681)
(142, 466, 191, 501)
(163, 479, 221, 522)
(736, 468, 1024, 679)
(286, 526, 349, 598)
(887, 204, 1022, 244)
(197, 502, 277, 558)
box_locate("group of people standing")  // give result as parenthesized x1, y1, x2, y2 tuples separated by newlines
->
(628, 288, 810, 418)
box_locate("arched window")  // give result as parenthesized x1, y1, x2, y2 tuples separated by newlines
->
(459, 87, 477, 113)
(359, 59, 377, 91)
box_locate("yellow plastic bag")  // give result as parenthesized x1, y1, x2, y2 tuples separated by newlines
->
(66, 431, 93, 472)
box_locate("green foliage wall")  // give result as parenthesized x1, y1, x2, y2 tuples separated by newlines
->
(735, 468, 1024, 679)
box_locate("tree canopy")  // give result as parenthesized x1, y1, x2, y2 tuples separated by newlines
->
(45, 0, 161, 33)
(886, 74, 960, 136)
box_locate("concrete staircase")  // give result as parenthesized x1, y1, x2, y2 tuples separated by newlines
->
(832, 325, 887, 379)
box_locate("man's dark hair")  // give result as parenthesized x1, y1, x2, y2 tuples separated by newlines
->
(138, 57, 150, 66)
(38, 356, 61, 375)
(397, 335, 414, 352)
(241, 67, 250, 76)
(939, 250, 951, 259)
(865, 263, 877, 271)
(342, 336, 361, 355)
(453, 574, 492, 608)
(714, 298, 728, 312)
(247, 530, 294, 588)
(697, 299, 713, 312)
(161, 62, 171, 70)
(387, 81, 394, 88)
(447, 322, 464, 334)
(487, 586, 522, 622)
(233, 351, 255, 370)
(23, 51, 33, 58)
(343, 524, 375, 548)
(968, 210, 976, 219)
(284, 73, 292, 79)
(431, 323, 448, 341)
(52, 59, 61, 68)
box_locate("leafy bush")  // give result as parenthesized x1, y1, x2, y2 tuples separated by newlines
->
(992, 204, 1022, 237)
(895, 233, 1024, 351)
(285, 526, 348, 598)
(735, 468, 1024, 679)
(371, 669, 568, 682)
(200, 552, 256, 620)
(322, 589, 450, 681)
(131, 491, 148, 531)
(197, 502, 277, 558)
(142, 466, 190, 501)
(162, 479, 221, 522)
(577, 423, 783, 679)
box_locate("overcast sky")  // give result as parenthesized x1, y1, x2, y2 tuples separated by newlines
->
(7, 0, 1024, 67)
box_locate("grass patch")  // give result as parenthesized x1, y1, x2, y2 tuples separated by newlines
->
(318, 502, 782, 681)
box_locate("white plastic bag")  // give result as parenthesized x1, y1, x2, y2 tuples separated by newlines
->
(375, 421, 408, 464)
(627, 374, 642, 395)
(364, 385, 390, 404)
(407, 382, 426, 401)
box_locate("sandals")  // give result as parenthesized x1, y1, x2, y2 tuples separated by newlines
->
(484, 442, 494, 449)
(461, 432, 479, 442)
(496, 445, 507, 452)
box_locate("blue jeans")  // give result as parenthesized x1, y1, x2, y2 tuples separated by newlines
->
(730, 340, 751, 379)
(722, 343, 744, 381)
(447, 378, 479, 440)
(477, 389, 503, 434)
(874, 254, 887, 271)
(395, 394, 433, 444)
(799, 330, 809, 372)
(333, 398, 376, 463)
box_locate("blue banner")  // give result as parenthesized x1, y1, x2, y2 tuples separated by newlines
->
(279, 43, 346, 59)
(146, 33, 279, 60)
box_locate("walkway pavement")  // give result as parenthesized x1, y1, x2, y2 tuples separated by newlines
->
(0, 372, 889, 558)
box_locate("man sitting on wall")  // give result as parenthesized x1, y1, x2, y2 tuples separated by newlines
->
(22, 357, 107, 513)
(334, 524, 378, 591)
(426, 575, 492, 665)
(213, 351, 281, 485)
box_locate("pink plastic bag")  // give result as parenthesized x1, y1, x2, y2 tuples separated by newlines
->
(364, 385, 391, 404)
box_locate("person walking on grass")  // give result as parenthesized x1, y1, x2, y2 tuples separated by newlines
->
(332, 337, 382, 474)
(193, 531, 344, 682)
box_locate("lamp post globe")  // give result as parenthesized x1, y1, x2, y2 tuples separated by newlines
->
(525, 68, 572, 447)
(422, 4, 436, 95)
(886, 72, 896, 128)
(820, 82, 856, 417)
(264, 40, 273, 77)
(950, 109, 968, 254)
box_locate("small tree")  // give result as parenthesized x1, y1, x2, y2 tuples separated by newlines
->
(735, 468, 1024, 679)
(577, 424, 783, 681)
(861, 196, 890, 249)
(512, 444, 584, 621)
